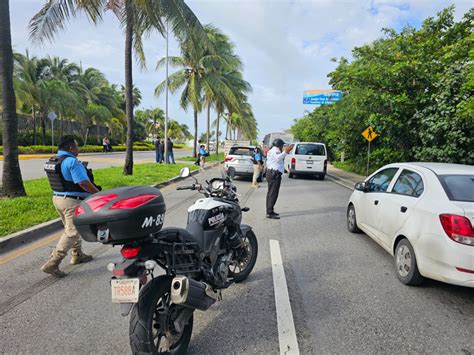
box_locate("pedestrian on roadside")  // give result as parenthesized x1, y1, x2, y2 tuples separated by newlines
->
(42, 135, 101, 277)
(199, 145, 208, 169)
(102, 136, 110, 153)
(155, 138, 162, 163)
(251, 147, 264, 188)
(167, 137, 176, 164)
(159, 140, 165, 163)
(265, 139, 294, 219)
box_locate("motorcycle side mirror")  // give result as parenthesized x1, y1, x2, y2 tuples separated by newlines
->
(227, 167, 236, 180)
(180, 167, 190, 178)
(241, 207, 250, 212)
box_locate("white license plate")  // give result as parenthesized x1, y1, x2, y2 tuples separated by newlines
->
(307, 160, 313, 164)
(111, 278, 140, 303)
(238, 160, 248, 164)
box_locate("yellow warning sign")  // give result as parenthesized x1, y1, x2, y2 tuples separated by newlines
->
(362, 126, 378, 142)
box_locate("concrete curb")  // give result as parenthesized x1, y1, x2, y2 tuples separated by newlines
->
(0, 161, 222, 255)
(326, 173, 357, 190)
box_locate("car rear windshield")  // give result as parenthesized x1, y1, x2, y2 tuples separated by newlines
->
(295, 144, 325, 156)
(229, 147, 253, 156)
(438, 175, 474, 202)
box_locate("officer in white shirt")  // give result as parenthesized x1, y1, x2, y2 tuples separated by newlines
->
(265, 139, 294, 219)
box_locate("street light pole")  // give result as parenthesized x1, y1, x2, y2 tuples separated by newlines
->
(164, 18, 169, 164)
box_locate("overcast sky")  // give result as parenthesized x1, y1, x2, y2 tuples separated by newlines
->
(9, 0, 473, 140)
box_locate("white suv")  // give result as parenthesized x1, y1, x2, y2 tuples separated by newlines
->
(224, 145, 262, 181)
(284, 142, 328, 180)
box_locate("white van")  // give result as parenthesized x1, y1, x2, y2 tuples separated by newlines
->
(284, 142, 328, 180)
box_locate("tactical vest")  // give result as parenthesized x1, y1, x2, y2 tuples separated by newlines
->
(44, 155, 94, 193)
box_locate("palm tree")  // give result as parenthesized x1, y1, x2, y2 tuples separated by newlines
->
(155, 24, 243, 157)
(1, 0, 26, 197)
(30, 0, 204, 175)
(13, 51, 42, 145)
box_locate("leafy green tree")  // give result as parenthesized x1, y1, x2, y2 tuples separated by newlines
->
(292, 6, 473, 173)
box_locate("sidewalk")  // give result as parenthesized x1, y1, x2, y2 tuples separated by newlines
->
(326, 164, 365, 190)
(0, 149, 192, 161)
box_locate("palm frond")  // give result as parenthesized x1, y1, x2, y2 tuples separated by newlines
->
(29, 0, 104, 43)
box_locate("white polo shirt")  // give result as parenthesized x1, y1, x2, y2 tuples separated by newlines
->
(266, 146, 286, 174)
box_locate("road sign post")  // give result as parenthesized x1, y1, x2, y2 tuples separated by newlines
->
(48, 112, 57, 153)
(361, 126, 378, 176)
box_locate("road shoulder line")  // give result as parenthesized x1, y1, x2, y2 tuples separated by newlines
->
(269, 239, 300, 355)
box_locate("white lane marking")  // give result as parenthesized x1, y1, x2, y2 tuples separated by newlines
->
(270, 239, 300, 355)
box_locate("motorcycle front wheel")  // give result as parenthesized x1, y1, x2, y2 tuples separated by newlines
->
(129, 277, 194, 355)
(229, 230, 258, 282)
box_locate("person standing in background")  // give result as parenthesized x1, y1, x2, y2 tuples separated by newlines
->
(199, 144, 208, 169)
(155, 138, 162, 163)
(265, 139, 293, 219)
(102, 136, 110, 153)
(251, 147, 263, 188)
(159, 140, 165, 163)
(167, 138, 176, 164)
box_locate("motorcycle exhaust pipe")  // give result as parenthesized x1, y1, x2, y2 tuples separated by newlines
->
(170, 276, 217, 311)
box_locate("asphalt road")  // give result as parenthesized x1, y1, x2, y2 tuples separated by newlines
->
(0, 150, 193, 181)
(0, 168, 472, 354)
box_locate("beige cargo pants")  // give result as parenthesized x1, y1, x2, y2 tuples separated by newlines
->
(252, 164, 262, 186)
(52, 196, 83, 259)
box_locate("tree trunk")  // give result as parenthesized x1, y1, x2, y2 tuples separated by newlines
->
(41, 113, 46, 145)
(215, 113, 220, 155)
(0, 0, 26, 197)
(32, 104, 37, 145)
(123, 1, 134, 175)
(193, 109, 198, 158)
(206, 103, 211, 152)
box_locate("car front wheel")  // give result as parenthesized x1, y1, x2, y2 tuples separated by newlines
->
(394, 239, 424, 286)
(347, 204, 361, 233)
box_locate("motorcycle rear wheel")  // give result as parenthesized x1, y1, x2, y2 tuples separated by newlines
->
(229, 230, 258, 282)
(129, 277, 194, 355)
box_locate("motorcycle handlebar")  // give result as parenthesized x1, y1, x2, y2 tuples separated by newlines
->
(176, 185, 194, 191)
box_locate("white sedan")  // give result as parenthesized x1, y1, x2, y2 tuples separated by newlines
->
(347, 162, 474, 287)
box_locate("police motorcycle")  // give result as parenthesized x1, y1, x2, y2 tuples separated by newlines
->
(73, 167, 258, 354)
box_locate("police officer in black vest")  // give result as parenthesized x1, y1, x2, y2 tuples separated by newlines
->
(41, 135, 101, 277)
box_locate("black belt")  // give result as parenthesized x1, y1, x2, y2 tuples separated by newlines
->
(54, 194, 85, 200)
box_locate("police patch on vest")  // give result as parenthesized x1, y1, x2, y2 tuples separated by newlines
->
(208, 212, 225, 226)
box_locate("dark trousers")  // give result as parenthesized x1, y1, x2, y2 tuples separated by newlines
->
(266, 170, 282, 214)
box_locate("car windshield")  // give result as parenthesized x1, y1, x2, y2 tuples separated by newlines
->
(229, 147, 253, 156)
(295, 144, 325, 156)
(438, 175, 474, 202)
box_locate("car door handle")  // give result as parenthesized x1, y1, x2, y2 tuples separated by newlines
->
(374, 200, 379, 205)
(401, 206, 408, 213)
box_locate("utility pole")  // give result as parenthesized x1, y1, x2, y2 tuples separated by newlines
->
(164, 18, 169, 164)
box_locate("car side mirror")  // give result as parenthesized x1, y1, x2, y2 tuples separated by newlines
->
(179, 167, 190, 178)
(355, 181, 369, 192)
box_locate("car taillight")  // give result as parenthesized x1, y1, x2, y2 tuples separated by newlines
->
(109, 194, 158, 210)
(86, 194, 118, 212)
(225, 156, 234, 162)
(439, 214, 474, 246)
(121, 246, 140, 259)
(74, 206, 85, 216)
(291, 157, 296, 165)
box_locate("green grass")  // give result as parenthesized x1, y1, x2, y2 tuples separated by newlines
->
(332, 161, 366, 176)
(179, 152, 225, 162)
(0, 163, 198, 238)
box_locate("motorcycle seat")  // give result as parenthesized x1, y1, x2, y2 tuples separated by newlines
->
(155, 227, 199, 245)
